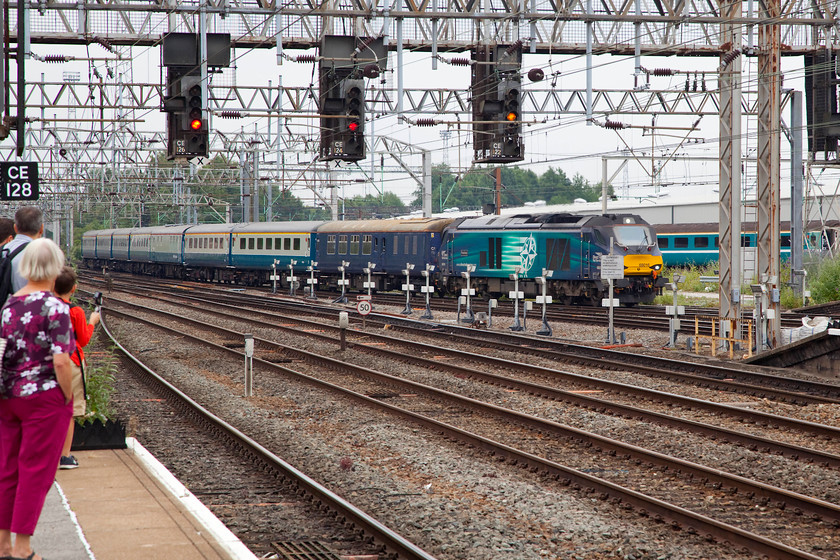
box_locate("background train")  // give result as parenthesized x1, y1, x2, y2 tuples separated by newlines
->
(653, 221, 840, 267)
(82, 212, 667, 305)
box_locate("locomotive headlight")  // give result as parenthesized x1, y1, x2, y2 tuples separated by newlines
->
(651, 264, 662, 271)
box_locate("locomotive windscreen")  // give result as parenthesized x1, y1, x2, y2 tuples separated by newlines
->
(613, 225, 655, 247)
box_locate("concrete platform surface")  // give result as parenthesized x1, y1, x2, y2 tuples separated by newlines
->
(28, 438, 258, 560)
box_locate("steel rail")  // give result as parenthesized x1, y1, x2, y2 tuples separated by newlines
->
(105, 293, 840, 467)
(103, 303, 834, 560)
(82, 277, 840, 401)
(97, 313, 439, 560)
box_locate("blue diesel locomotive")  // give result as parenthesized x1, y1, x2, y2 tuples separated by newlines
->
(82, 212, 666, 305)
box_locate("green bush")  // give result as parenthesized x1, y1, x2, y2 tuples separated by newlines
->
(78, 346, 118, 425)
(807, 255, 840, 304)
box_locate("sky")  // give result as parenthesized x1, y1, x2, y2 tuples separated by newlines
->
(19, 34, 832, 209)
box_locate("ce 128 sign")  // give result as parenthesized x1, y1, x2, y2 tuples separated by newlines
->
(0, 163, 39, 201)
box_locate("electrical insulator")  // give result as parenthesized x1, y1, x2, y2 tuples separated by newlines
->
(296, 54, 317, 63)
(448, 57, 471, 66)
(92, 37, 113, 52)
(528, 68, 545, 82)
(505, 41, 523, 56)
(415, 119, 436, 127)
(44, 55, 68, 63)
(604, 120, 625, 130)
(652, 68, 675, 76)
(721, 49, 741, 66)
(219, 111, 242, 119)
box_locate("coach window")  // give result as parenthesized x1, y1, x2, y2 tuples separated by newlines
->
(404, 235, 410, 255)
(275, 237, 283, 249)
(266, 238, 272, 250)
(188, 238, 193, 249)
(393, 235, 399, 255)
(714, 237, 719, 248)
(327, 235, 336, 254)
(294, 238, 301, 251)
(412, 235, 418, 255)
(350, 235, 360, 255)
(248, 238, 255, 250)
(781, 235, 791, 248)
(284, 238, 291, 251)
(694, 237, 709, 248)
(257, 238, 264, 250)
(239, 238, 246, 250)
(338, 235, 348, 254)
(362, 235, 372, 255)
(674, 237, 688, 248)
(741, 235, 752, 248)
(657, 237, 668, 248)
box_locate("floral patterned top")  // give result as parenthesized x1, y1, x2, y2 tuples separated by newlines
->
(0, 291, 75, 399)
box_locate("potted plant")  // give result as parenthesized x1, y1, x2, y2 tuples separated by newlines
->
(71, 345, 126, 451)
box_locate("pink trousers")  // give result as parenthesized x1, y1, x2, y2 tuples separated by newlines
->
(0, 387, 72, 535)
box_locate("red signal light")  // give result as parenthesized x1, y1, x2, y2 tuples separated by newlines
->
(348, 121, 359, 132)
(190, 119, 202, 130)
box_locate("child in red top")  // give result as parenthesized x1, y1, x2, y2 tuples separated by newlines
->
(54, 266, 100, 469)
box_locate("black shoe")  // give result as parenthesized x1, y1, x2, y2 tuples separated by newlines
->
(59, 455, 79, 470)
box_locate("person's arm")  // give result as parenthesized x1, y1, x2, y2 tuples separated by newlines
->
(54, 352, 73, 403)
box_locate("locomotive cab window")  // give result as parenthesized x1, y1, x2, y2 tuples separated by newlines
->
(613, 225, 654, 247)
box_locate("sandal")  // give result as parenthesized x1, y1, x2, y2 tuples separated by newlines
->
(10, 553, 41, 560)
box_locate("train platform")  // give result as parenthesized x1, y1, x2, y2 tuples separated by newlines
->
(31, 438, 257, 560)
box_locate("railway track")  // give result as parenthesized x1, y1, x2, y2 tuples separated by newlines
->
(98, 282, 840, 559)
(98, 311, 438, 559)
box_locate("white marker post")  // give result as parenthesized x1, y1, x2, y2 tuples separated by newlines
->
(461, 264, 476, 323)
(306, 261, 318, 300)
(420, 264, 435, 319)
(334, 261, 350, 304)
(270, 261, 280, 294)
(535, 269, 553, 336)
(600, 239, 624, 344)
(509, 266, 524, 331)
(363, 262, 377, 300)
(401, 263, 415, 315)
(287, 259, 298, 297)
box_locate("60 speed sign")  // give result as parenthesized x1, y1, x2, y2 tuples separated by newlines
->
(357, 300, 372, 315)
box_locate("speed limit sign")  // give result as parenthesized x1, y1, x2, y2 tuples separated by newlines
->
(357, 300, 372, 315)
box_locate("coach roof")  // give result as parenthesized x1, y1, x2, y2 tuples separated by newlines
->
(316, 218, 454, 233)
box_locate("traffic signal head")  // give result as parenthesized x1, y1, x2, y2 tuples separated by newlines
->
(341, 78, 365, 160)
(165, 71, 209, 159)
(500, 79, 522, 160)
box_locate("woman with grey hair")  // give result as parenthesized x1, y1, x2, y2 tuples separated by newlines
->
(0, 238, 75, 560)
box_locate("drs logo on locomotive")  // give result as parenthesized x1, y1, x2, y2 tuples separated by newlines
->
(0, 162, 39, 201)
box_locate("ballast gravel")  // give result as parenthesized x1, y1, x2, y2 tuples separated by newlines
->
(103, 293, 830, 560)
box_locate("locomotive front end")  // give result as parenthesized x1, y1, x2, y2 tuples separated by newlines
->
(602, 218, 666, 304)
